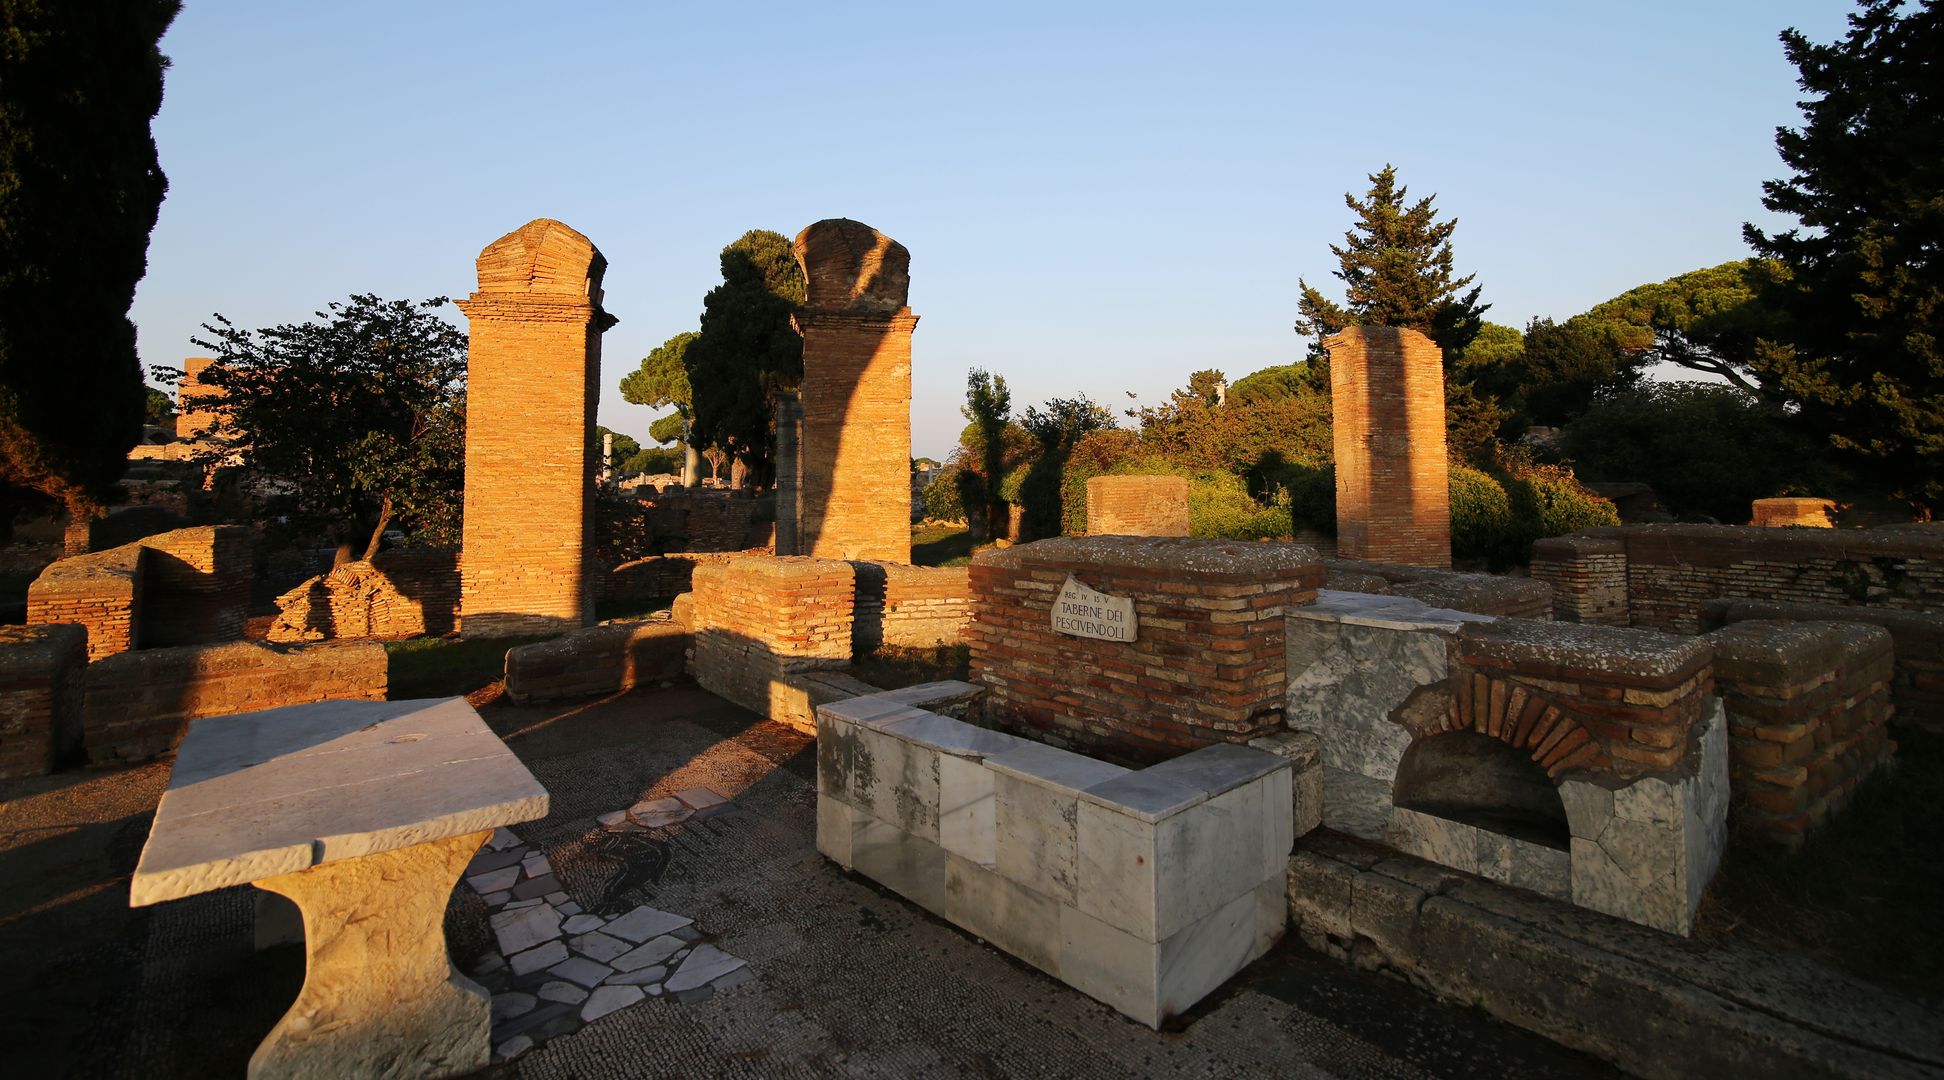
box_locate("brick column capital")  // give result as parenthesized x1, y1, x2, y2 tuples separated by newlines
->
(455, 293, 615, 330)
(792, 309, 920, 336)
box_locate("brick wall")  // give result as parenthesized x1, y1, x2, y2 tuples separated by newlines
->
(969, 536, 1322, 765)
(268, 548, 461, 642)
(80, 640, 387, 765)
(457, 218, 612, 637)
(686, 556, 855, 729)
(174, 355, 225, 441)
(1706, 620, 1895, 847)
(1326, 326, 1451, 568)
(1536, 524, 1944, 635)
(1707, 599, 1944, 733)
(1084, 475, 1190, 536)
(791, 219, 915, 564)
(1751, 498, 1836, 528)
(0, 624, 87, 778)
(852, 563, 971, 654)
(504, 620, 688, 703)
(640, 488, 759, 553)
(602, 551, 761, 603)
(1529, 535, 1629, 625)
(27, 546, 142, 660)
(1323, 556, 1552, 619)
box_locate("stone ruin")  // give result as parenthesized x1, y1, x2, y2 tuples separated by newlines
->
(174, 355, 226, 441)
(457, 218, 616, 637)
(1084, 475, 1190, 537)
(779, 218, 918, 564)
(1327, 326, 1451, 568)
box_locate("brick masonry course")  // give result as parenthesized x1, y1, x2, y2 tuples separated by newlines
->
(269, 548, 461, 642)
(504, 620, 688, 704)
(1327, 327, 1451, 568)
(27, 526, 251, 661)
(685, 557, 856, 731)
(0, 624, 87, 778)
(969, 536, 1322, 765)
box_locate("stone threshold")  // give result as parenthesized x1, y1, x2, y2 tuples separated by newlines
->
(1287, 830, 1944, 1080)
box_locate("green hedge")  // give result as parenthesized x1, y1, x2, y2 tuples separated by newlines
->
(921, 465, 967, 521)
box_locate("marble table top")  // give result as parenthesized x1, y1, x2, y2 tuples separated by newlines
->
(131, 697, 549, 907)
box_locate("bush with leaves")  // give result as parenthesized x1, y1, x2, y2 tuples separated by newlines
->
(1449, 464, 1514, 563)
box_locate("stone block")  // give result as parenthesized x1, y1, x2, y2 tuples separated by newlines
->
(944, 853, 1061, 974)
(853, 818, 947, 917)
(990, 742, 1129, 906)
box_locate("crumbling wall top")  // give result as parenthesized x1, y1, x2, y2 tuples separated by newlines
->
(793, 218, 909, 313)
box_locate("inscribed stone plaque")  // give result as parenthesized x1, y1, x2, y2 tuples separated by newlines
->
(1052, 575, 1138, 643)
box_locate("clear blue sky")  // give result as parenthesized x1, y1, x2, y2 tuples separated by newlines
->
(132, 1, 1848, 461)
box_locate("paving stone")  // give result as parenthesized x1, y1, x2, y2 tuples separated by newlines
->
(490, 902, 561, 955)
(673, 786, 729, 811)
(505, 898, 544, 910)
(664, 944, 745, 993)
(603, 905, 692, 943)
(471, 951, 507, 975)
(547, 955, 614, 989)
(557, 901, 583, 917)
(604, 965, 666, 987)
(670, 925, 703, 943)
(673, 985, 714, 1005)
(612, 934, 687, 972)
(487, 827, 523, 851)
(481, 890, 511, 906)
(712, 966, 756, 992)
(580, 984, 644, 1023)
(511, 873, 561, 901)
(627, 796, 692, 829)
(521, 853, 553, 876)
(508, 939, 569, 976)
(494, 1001, 572, 1041)
(493, 1034, 533, 1062)
(595, 810, 628, 828)
(561, 914, 606, 935)
(644, 983, 664, 996)
(537, 980, 589, 1005)
(467, 866, 521, 894)
(543, 891, 570, 906)
(570, 931, 631, 963)
(491, 991, 537, 1021)
(530, 1011, 583, 1041)
(467, 847, 526, 875)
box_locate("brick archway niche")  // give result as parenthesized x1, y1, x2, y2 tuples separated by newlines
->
(457, 219, 616, 637)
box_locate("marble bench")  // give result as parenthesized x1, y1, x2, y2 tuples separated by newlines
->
(816, 683, 1292, 1028)
(131, 697, 548, 1080)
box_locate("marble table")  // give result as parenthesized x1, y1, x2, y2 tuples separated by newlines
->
(131, 696, 549, 1080)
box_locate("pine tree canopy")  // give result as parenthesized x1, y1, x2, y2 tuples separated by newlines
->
(682, 230, 805, 485)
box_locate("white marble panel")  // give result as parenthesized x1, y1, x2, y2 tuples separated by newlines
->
(852, 722, 941, 842)
(815, 711, 854, 803)
(816, 794, 862, 869)
(1056, 903, 1160, 1028)
(1155, 880, 1272, 1026)
(854, 818, 947, 917)
(1073, 799, 1160, 941)
(1261, 767, 1295, 875)
(944, 854, 1062, 974)
(938, 754, 996, 867)
(1320, 766, 1391, 841)
(1154, 780, 1264, 939)
(994, 771, 1085, 906)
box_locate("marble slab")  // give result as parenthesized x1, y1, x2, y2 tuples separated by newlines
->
(1294, 589, 1495, 632)
(131, 697, 549, 906)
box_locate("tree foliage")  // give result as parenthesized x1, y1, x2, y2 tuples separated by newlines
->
(1575, 260, 1781, 394)
(179, 296, 467, 557)
(0, 0, 180, 518)
(1743, 0, 1944, 513)
(683, 230, 805, 485)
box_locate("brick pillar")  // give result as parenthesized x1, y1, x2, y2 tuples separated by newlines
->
(175, 356, 224, 441)
(456, 219, 616, 637)
(1327, 326, 1450, 568)
(1530, 534, 1630, 625)
(772, 388, 803, 555)
(791, 219, 916, 564)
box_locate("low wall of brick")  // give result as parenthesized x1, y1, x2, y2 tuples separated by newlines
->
(81, 640, 387, 765)
(26, 546, 143, 660)
(1084, 475, 1190, 536)
(504, 619, 688, 703)
(1705, 598, 1943, 734)
(1323, 557, 1553, 620)
(642, 489, 760, 553)
(1751, 497, 1836, 528)
(0, 624, 87, 778)
(969, 536, 1322, 765)
(269, 548, 461, 642)
(686, 557, 854, 731)
(1706, 620, 1896, 847)
(1532, 524, 1944, 634)
(852, 563, 972, 654)
(601, 550, 760, 603)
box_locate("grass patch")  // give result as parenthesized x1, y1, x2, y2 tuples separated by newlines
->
(851, 643, 970, 690)
(1702, 727, 1944, 1001)
(384, 634, 554, 700)
(912, 523, 974, 567)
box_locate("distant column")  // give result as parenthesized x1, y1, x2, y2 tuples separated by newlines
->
(772, 388, 804, 555)
(175, 356, 224, 441)
(456, 219, 616, 637)
(1327, 326, 1451, 568)
(791, 218, 917, 564)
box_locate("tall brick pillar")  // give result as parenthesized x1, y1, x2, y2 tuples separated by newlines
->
(1327, 326, 1450, 568)
(175, 356, 224, 441)
(791, 219, 916, 564)
(456, 219, 616, 637)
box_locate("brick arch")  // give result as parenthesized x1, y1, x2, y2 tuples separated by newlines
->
(1434, 673, 1606, 780)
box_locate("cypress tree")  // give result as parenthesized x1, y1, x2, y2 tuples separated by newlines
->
(683, 230, 805, 486)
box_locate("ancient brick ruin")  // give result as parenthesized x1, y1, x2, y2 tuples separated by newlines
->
(174, 355, 225, 441)
(787, 219, 917, 563)
(27, 525, 252, 660)
(1084, 475, 1190, 536)
(269, 548, 461, 642)
(1751, 497, 1836, 528)
(683, 556, 856, 729)
(0, 624, 86, 779)
(1326, 327, 1451, 568)
(457, 219, 615, 637)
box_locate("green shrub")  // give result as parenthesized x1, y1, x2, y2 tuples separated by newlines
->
(1509, 463, 1620, 538)
(922, 465, 966, 521)
(1450, 464, 1514, 563)
(1188, 470, 1292, 539)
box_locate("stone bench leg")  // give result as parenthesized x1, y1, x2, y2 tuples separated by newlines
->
(247, 829, 492, 1080)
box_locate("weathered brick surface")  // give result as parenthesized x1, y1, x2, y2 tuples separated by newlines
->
(174, 355, 225, 441)
(0, 624, 87, 778)
(504, 620, 688, 703)
(638, 488, 761, 553)
(1707, 599, 1944, 733)
(80, 641, 387, 765)
(268, 548, 461, 642)
(686, 556, 855, 730)
(603, 551, 762, 603)
(1706, 620, 1896, 846)
(1447, 619, 1715, 782)
(852, 563, 971, 653)
(1530, 535, 1629, 625)
(457, 219, 613, 637)
(790, 219, 915, 564)
(1327, 327, 1451, 568)
(1541, 524, 1944, 635)
(1751, 497, 1836, 528)
(26, 525, 250, 660)
(1323, 556, 1552, 619)
(1084, 475, 1190, 536)
(969, 536, 1322, 765)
